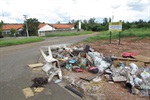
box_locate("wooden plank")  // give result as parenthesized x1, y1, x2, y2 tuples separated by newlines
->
(113, 59, 144, 67)
(80, 75, 97, 82)
(112, 57, 137, 61)
(28, 63, 43, 68)
(131, 55, 150, 63)
(126, 61, 144, 67)
(32, 67, 42, 71)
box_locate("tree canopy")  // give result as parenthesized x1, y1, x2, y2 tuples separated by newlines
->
(23, 18, 40, 36)
(0, 20, 4, 35)
(69, 18, 150, 31)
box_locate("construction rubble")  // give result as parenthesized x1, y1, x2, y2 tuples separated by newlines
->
(26, 44, 150, 99)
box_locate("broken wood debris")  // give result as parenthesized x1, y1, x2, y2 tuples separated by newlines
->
(65, 85, 83, 98)
(22, 87, 34, 98)
(28, 63, 43, 68)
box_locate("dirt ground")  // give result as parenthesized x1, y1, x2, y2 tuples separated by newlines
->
(71, 37, 150, 100)
(79, 37, 150, 57)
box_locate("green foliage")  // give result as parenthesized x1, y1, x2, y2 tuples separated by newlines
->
(0, 29, 2, 36)
(69, 18, 150, 32)
(0, 20, 4, 29)
(23, 18, 40, 36)
(46, 31, 92, 37)
(121, 28, 150, 37)
(10, 28, 16, 36)
(0, 37, 44, 47)
(85, 28, 150, 42)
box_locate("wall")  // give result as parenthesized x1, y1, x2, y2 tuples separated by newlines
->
(45, 29, 77, 35)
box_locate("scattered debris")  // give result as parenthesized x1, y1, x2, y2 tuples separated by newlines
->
(112, 76, 127, 82)
(22, 87, 34, 98)
(31, 77, 48, 88)
(40, 46, 62, 82)
(26, 43, 150, 99)
(122, 52, 137, 58)
(33, 87, 44, 93)
(28, 63, 44, 68)
(65, 85, 83, 98)
(28, 63, 43, 71)
(54, 79, 62, 84)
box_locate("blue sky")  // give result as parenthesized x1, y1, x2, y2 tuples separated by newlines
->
(0, 0, 150, 23)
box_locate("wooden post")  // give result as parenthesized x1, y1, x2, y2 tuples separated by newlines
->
(118, 32, 121, 45)
(110, 31, 112, 44)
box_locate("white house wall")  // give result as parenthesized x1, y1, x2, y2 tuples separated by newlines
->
(38, 24, 54, 31)
(38, 24, 55, 36)
(70, 27, 75, 30)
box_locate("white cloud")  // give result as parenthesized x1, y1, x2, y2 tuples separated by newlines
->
(0, 0, 149, 23)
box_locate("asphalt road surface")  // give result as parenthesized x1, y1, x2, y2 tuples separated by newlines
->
(0, 33, 97, 100)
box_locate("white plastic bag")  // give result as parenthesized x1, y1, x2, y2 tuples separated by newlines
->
(140, 71, 150, 80)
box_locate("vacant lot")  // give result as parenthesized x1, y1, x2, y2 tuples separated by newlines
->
(87, 37, 150, 57)
(74, 37, 150, 100)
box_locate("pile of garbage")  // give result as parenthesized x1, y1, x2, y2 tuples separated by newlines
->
(27, 44, 150, 99)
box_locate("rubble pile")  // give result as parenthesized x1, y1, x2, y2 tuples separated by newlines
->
(27, 44, 150, 99)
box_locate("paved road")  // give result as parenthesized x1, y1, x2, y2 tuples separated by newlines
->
(0, 33, 98, 100)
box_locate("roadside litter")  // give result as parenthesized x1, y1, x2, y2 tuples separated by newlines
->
(24, 44, 150, 99)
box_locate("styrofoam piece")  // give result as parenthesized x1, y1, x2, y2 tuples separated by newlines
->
(112, 76, 127, 82)
(55, 79, 62, 84)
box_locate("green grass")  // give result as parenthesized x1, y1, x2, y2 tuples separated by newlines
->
(0, 37, 44, 47)
(85, 28, 150, 42)
(46, 31, 92, 37)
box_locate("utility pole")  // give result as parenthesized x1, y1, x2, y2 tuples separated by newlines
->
(23, 15, 29, 37)
(112, 12, 114, 22)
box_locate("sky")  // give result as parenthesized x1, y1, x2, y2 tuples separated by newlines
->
(0, 0, 150, 23)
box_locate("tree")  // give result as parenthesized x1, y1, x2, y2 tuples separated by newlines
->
(102, 18, 108, 30)
(23, 18, 40, 36)
(0, 20, 4, 36)
(109, 17, 111, 23)
(88, 18, 96, 24)
(10, 28, 16, 37)
(0, 20, 4, 29)
(57, 21, 61, 24)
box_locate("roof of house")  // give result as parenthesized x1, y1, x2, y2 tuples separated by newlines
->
(2, 24, 23, 30)
(38, 23, 46, 29)
(2, 23, 75, 30)
(50, 24, 74, 29)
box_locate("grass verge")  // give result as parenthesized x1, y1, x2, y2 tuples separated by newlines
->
(0, 37, 44, 47)
(46, 31, 92, 37)
(85, 28, 150, 42)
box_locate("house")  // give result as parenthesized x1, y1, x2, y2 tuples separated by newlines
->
(38, 24, 75, 36)
(49, 24, 75, 30)
(2, 23, 75, 36)
(2, 24, 23, 35)
(38, 23, 54, 36)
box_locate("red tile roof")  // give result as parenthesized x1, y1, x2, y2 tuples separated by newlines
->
(38, 23, 46, 28)
(2, 24, 23, 30)
(50, 24, 74, 29)
(2, 23, 75, 30)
